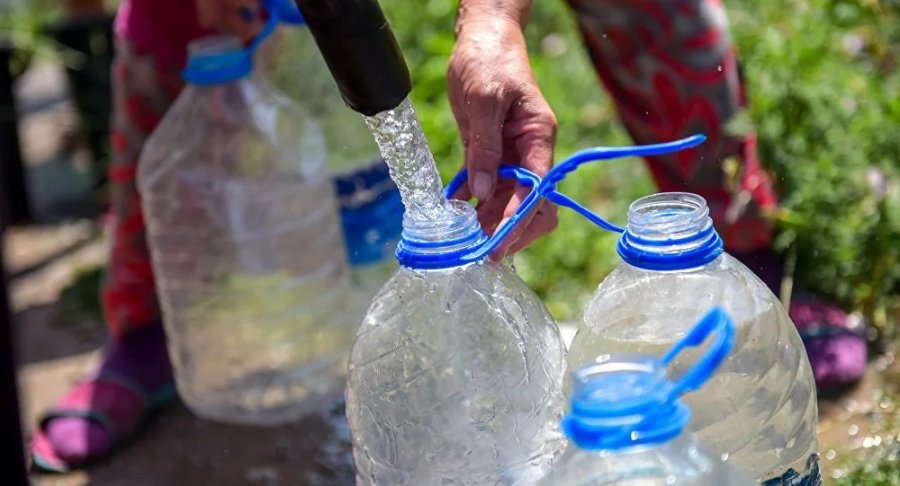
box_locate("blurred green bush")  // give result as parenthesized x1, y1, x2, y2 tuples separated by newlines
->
(376, 0, 899, 343)
(0, 0, 59, 76)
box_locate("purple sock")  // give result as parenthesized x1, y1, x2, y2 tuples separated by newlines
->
(45, 323, 172, 464)
(804, 334, 868, 390)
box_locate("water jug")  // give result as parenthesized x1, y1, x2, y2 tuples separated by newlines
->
(139, 12, 356, 425)
(565, 191, 820, 482)
(345, 171, 568, 484)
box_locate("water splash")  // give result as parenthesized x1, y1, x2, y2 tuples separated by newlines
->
(364, 97, 454, 222)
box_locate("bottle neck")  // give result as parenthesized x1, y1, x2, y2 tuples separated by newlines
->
(395, 201, 487, 270)
(183, 36, 253, 85)
(616, 192, 723, 271)
(563, 359, 689, 452)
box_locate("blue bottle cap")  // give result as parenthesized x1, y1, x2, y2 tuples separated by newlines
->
(183, 39, 254, 85)
(564, 307, 735, 451)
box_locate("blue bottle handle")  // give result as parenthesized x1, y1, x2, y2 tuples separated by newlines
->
(184, 0, 305, 84)
(561, 306, 735, 451)
(660, 307, 735, 397)
(247, 0, 305, 52)
(442, 134, 707, 263)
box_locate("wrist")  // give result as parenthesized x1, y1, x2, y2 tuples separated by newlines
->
(456, 0, 532, 36)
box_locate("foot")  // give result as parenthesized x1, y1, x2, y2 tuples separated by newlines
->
(31, 324, 175, 471)
(732, 250, 868, 391)
(789, 295, 867, 391)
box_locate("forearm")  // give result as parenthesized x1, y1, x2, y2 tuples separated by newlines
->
(456, 0, 533, 35)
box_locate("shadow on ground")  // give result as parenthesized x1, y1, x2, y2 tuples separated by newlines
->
(30, 401, 355, 486)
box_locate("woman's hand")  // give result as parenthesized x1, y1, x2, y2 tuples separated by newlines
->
(448, 7, 558, 258)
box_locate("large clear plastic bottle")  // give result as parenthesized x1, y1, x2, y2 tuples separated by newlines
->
(271, 21, 402, 296)
(345, 201, 566, 485)
(540, 308, 756, 486)
(566, 192, 820, 483)
(138, 36, 356, 425)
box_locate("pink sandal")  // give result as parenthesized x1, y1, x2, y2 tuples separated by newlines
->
(30, 374, 176, 472)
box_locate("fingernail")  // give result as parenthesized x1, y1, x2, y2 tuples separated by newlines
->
(473, 172, 493, 201)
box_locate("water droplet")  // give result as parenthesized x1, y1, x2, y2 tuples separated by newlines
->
(848, 423, 860, 436)
(717, 65, 723, 71)
(825, 449, 837, 460)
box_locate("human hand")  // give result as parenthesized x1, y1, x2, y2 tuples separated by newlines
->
(196, 0, 266, 40)
(448, 13, 558, 259)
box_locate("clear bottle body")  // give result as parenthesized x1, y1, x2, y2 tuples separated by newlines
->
(139, 60, 357, 425)
(347, 258, 566, 485)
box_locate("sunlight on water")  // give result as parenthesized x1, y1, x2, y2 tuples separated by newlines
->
(364, 97, 457, 222)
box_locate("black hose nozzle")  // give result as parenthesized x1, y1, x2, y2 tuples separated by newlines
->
(293, 0, 412, 116)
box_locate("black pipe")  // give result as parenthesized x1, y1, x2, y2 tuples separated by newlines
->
(0, 42, 32, 226)
(293, 0, 411, 116)
(0, 210, 28, 483)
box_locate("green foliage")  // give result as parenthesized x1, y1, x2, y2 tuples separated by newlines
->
(833, 449, 900, 486)
(379, 0, 900, 334)
(0, 0, 60, 75)
(728, 0, 900, 341)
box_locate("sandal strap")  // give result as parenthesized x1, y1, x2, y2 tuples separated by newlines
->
(40, 379, 152, 439)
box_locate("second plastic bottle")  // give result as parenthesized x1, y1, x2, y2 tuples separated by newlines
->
(566, 192, 820, 483)
(346, 202, 566, 485)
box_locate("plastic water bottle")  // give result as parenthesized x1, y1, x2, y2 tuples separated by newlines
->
(139, 27, 357, 424)
(271, 16, 403, 296)
(565, 192, 820, 483)
(345, 199, 567, 485)
(539, 308, 755, 486)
